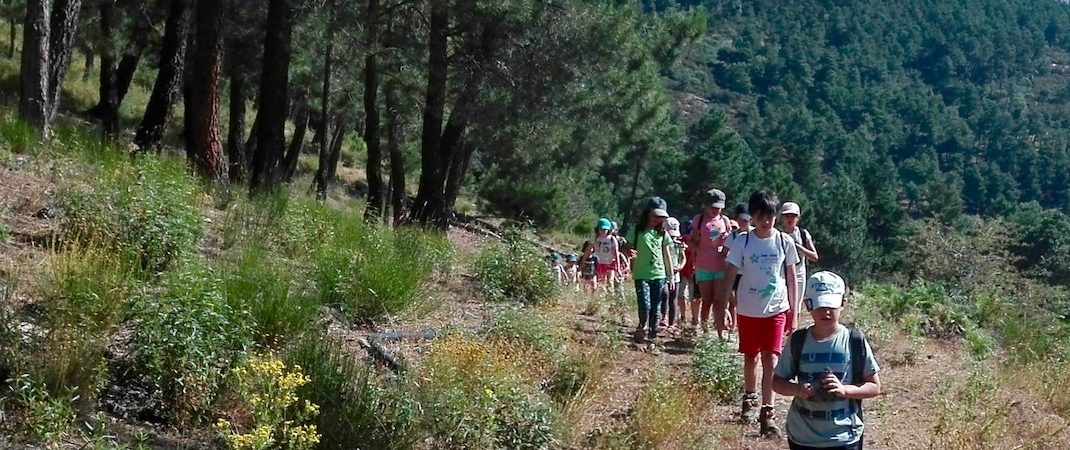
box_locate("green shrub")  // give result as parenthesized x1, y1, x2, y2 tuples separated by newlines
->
(630, 367, 712, 449)
(487, 307, 569, 364)
(59, 155, 203, 272)
(3, 374, 78, 445)
(858, 282, 974, 338)
(545, 352, 608, 403)
(691, 336, 743, 402)
(0, 220, 10, 244)
(222, 245, 318, 346)
(314, 225, 448, 321)
(287, 336, 416, 450)
(132, 261, 252, 424)
(964, 326, 996, 360)
(477, 239, 559, 306)
(413, 334, 562, 449)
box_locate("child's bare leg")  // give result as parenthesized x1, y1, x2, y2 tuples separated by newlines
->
(744, 352, 760, 394)
(760, 350, 779, 406)
(712, 278, 727, 338)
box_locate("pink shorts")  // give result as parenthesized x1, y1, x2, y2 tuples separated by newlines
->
(737, 312, 787, 357)
(596, 263, 616, 278)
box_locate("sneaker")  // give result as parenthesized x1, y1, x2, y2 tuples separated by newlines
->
(740, 392, 760, 423)
(632, 328, 646, 344)
(759, 405, 781, 438)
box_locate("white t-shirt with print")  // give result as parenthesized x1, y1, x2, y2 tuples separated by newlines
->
(595, 236, 617, 266)
(727, 231, 800, 318)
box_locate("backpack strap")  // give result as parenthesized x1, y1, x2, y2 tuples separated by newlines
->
(849, 328, 868, 420)
(790, 327, 809, 379)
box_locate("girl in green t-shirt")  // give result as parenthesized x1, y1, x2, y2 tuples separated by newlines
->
(626, 198, 677, 350)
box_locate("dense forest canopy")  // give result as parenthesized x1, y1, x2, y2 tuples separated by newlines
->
(11, 0, 1070, 282)
(638, 0, 1070, 281)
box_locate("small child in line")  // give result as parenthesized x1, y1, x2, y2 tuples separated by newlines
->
(564, 253, 580, 288)
(773, 271, 881, 450)
(780, 202, 819, 316)
(690, 189, 732, 337)
(626, 197, 676, 352)
(579, 241, 599, 293)
(724, 189, 799, 437)
(594, 218, 619, 290)
(677, 219, 697, 329)
(661, 217, 687, 331)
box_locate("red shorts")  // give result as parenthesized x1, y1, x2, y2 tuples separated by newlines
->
(737, 312, 787, 357)
(596, 263, 616, 278)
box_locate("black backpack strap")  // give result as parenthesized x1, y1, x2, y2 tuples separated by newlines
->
(849, 328, 868, 420)
(790, 327, 809, 380)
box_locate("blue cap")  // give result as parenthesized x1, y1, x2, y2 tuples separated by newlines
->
(597, 218, 612, 230)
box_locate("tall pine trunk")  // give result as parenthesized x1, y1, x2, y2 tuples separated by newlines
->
(81, 49, 92, 81)
(45, 0, 82, 124)
(19, 0, 50, 135)
(19, 0, 83, 138)
(7, 12, 16, 58)
(363, 0, 383, 220)
(282, 107, 308, 182)
(134, 0, 190, 152)
(187, 0, 225, 181)
(96, 0, 118, 137)
(313, 0, 336, 200)
(250, 0, 294, 193)
(412, 0, 448, 226)
(386, 79, 405, 226)
(226, 70, 246, 181)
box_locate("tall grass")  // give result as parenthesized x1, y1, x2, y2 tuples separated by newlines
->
(222, 245, 318, 346)
(287, 336, 417, 450)
(628, 366, 715, 449)
(58, 150, 204, 273)
(412, 333, 563, 448)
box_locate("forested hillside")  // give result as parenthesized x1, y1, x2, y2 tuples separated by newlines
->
(645, 0, 1070, 280)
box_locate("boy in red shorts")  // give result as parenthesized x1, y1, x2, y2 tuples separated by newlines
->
(724, 189, 799, 438)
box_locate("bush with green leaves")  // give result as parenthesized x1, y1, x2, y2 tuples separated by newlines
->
(59, 155, 203, 272)
(287, 336, 417, 450)
(477, 239, 559, 305)
(412, 334, 562, 449)
(132, 261, 252, 424)
(691, 336, 743, 402)
(487, 307, 569, 364)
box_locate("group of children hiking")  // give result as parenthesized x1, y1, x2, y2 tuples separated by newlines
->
(565, 189, 881, 449)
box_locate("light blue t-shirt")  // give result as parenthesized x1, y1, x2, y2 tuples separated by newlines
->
(774, 325, 880, 448)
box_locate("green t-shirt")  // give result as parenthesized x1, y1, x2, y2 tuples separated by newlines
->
(628, 227, 671, 280)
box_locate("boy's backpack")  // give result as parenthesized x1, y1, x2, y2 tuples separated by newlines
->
(789, 327, 869, 419)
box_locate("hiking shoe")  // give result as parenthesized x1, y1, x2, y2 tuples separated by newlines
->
(759, 405, 781, 439)
(632, 328, 646, 344)
(740, 392, 760, 423)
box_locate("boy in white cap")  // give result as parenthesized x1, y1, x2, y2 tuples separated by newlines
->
(772, 272, 882, 450)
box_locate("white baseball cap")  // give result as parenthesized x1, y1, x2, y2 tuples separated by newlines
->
(804, 271, 847, 310)
(665, 217, 681, 237)
(780, 202, 801, 216)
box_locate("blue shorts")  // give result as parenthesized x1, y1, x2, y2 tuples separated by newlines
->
(695, 269, 725, 282)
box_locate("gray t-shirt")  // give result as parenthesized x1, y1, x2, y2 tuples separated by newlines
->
(774, 325, 880, 448)
(787, 227, 811, 282)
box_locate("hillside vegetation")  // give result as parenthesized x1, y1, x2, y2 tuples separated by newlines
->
(2, 0, 1070, 449)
